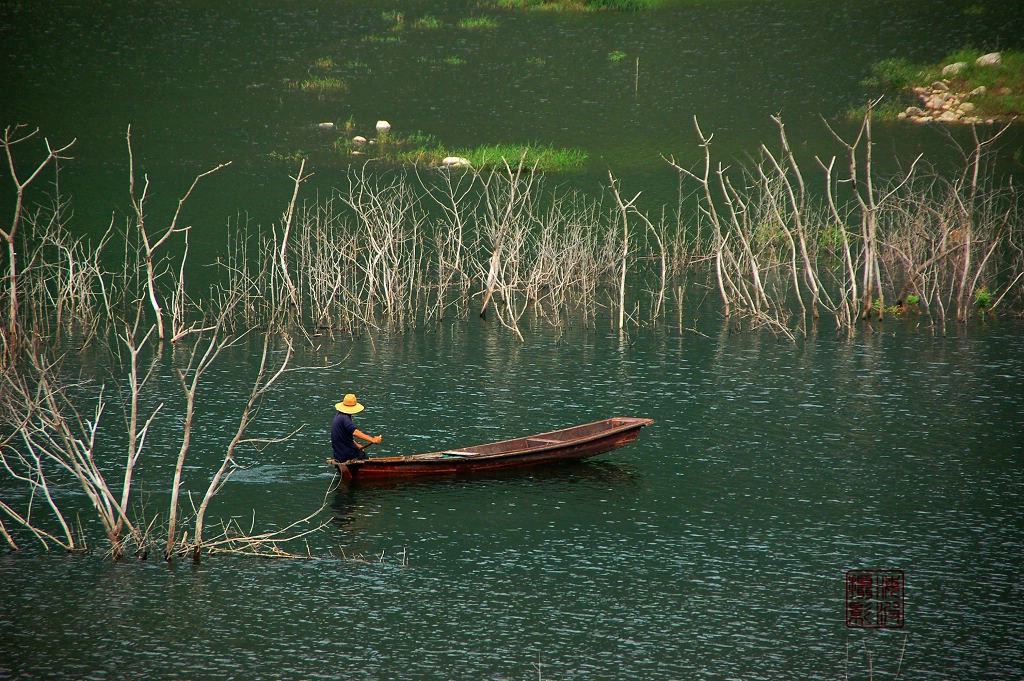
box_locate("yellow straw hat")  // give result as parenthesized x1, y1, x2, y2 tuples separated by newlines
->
(335, 393, 365, 415)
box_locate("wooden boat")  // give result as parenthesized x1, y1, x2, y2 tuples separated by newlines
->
(327, 416, 653, 481)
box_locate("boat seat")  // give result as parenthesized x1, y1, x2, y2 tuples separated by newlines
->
(526, 438, 561, 446)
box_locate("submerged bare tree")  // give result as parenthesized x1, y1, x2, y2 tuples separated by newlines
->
(126, 125, 230, 341)
(0, 342, 145, 558)
(667, 111, 1021, 337)
(189, 331, 299, 562)
(0, 133, 326, 560)
(1, 125, 75, 341)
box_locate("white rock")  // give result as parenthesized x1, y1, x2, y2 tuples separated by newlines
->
(942, 62, 967, 77)
(352, 135, 368, 146)
(318, 121, 336, 131)
(976, 52, 1001, 67)
(968, 86, 987, 98)
(375, 120, 392, 134)
(441, 156, 472, 169)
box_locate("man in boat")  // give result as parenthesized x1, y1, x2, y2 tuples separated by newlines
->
(331, 393, 383, 463)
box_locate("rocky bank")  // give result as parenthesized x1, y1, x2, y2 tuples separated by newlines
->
(898, 51, 1006, 124)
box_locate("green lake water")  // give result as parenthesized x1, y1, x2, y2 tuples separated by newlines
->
(3, 321, 1024, 679)
(2, 0, 1024, 679)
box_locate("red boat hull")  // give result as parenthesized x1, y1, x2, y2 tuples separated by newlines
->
(328, 417, 653, 481)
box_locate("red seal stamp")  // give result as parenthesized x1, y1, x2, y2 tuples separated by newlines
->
(845, 570, 905, 628)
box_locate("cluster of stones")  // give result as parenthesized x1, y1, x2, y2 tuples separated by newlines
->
(344, 119, 391, 156)
(319, 119, 472, 168)
(898, 52, 1004, 124)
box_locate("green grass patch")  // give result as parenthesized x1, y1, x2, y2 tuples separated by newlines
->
(382, 10, 405, 31)
(344, 59, 371, 74)
(845, 97, 911, 122)
(363, 33, 402, 44)
(293, 75, 347, 93)
(335, 127, 586, 172)
(417, 55, 467, 66)
(860, 57, 939, 91)
(451, 143, 588, 171)
(491, 0, 662, 11)
(289, 55, 350, 94)
(412, 15, 443, 29)
(458, 16, 500, 29)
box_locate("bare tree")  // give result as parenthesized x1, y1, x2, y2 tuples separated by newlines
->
(608, 171, 643, 332)
(190, 331, 298, 562)
(1, 125, 75, 340)
(165, 303, 244, 559)
(0, 343, 145, 558)
(276, 159, 311, 323)
(478, 153, 536, 321)
(126, 125, 230, 340)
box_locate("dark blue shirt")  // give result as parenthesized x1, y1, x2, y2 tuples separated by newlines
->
(331, 412, 366, 462)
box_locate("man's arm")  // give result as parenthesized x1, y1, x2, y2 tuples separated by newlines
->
(353, 428, 383, 445)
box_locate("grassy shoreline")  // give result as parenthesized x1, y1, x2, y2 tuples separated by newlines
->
(860, 48, 1024, 122)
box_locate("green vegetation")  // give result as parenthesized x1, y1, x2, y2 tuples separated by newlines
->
(334, 126, 587, 172)
(861, 56, 930, 91)
(382, 13, 499, 30)
(608, 49, 627, 63)
(412, 14, 443, 29)
(975, 286, 993, 310)
(382, 10, 405, 31)
(363, 33, 402, 44)
(268, 148, 308, 165)
(492, 0, 662, 10)
(343, 115, 357, 136)
(417, 55, 467, 66)
(457, 16, 500, 29)
(292, 75, 347, 93)
(861, 48, 1024, 118)
(455, 143, 588, 171)
(290, 56, 348, 94)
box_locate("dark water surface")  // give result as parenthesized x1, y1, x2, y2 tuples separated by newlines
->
(3, 319, 1024, 679)
(3, 0, 1024, 232)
